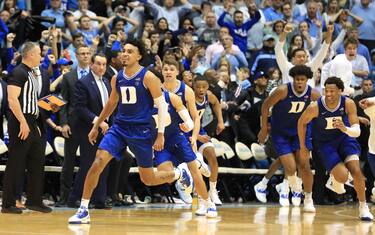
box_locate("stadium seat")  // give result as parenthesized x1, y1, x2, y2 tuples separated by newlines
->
(54, 136, 65, 157)
(235, 142, 253, 161)
(45, 141, 54, 156)
(0, 138, 8, 154)
(211, 137, 225, 157)
(251, 143, 267, 161)
(220, 141, 235, 159)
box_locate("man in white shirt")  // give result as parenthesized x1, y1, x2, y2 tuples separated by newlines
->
(275, 23, 333, 88)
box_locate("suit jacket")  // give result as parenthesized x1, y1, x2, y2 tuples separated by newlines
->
(37, 67, 52, 134)
(73, 71, 111, 134)
(59, 69, 79, 126)
(104, 65, 117, 81)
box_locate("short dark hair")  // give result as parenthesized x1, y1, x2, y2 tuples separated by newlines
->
(344, 37, 359, 49)
(289, 65, 313, 79)
(79, 15, 90, 23)
(291, 48, 306, 58)
(201, 1, 212, 9)
(324, 76, 345, 91)
(91, 53, 107, 63)
(72, 32, 84, 41)
(194, 74, 208, 83)
(162, 58, 179, 70)
(149, 30, 160, 37)
(234, 10, 243, 16)
(124, 39, 146, 60)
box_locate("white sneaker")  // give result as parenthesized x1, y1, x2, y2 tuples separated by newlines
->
(175, 181, 192, 204)
(325, 175, 346, 194)
(68, 206, 90, 224)
(303, 198, 316, 213)
(359, 204, 374, 221)
(291, 178, 302, 206)
(206, 201, 218, 218)
(371, 187, 375, 203)
(291, 190, 302, 207)
(195, 198, 207, 216)
(209, 188, 222, 205)
(254, 181, 267, 203)
(276, 182, 290, 207)
(196, 157, 211, 178)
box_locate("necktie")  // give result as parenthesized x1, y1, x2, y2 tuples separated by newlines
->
(80, 70, 87, 79)
(99, 78, 109, 106)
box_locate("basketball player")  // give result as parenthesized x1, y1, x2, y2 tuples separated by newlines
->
(68, 40, 189, 224)
(359, 97, 375, 200)
(298, 76, 373, 221)
(152, 89, 217, 217)
(191, 74, 225, 206)
(258, 65, 319, 212)
(161, 61, 223, 205)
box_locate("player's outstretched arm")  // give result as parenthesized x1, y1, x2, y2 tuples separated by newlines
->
(144, 71, 167, 151)
(258, 85, 288, 144)
(337, 98, 360, 138)
(170, 92, 194, 133)
(185, 86, 200, 150)
(89, 75, 119, 145)
(207, 90, 225, 135)
(298, 102, 318, 157)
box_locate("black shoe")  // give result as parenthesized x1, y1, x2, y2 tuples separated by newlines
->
(315, 199, 334, 205)
(67, 200, 80, 208)
(54, 200, 67, 207)
(92, 202, 112, 210)
(26, 204, 52, 213)
(1, 206, 23, 214)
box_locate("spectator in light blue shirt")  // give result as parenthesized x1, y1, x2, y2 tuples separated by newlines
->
(41, 0, 65, 28)
(351, 0, 375, 52)
(262, 0, 284, 22)
(296, 0, 323, 38)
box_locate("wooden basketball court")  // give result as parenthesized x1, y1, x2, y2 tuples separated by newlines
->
(0, 203, 373, 235)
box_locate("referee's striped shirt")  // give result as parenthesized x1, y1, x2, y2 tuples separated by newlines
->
(7, 63, 39, 116)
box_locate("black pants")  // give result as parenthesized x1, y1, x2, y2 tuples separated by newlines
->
(59, 122, 80, 201)
(69, 131, 108, 204)
(2, 115, 45, 208)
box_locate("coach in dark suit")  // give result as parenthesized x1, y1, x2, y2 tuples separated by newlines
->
(68, 53, 111, 208)
(57, 45, 92, 206)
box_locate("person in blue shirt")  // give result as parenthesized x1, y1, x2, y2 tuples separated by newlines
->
(217, 9, 261, 54)
(68, 40, 189, 224)
(258, 65, 320, 211)
(298, 76, 373, 221)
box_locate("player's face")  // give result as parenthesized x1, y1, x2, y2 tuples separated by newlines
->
(292, 75, 308, 93)
(182, 71, 193, 87)
(324, 84, 341, 103)
(194, 80, 209, 99)
(162, 64, 178, 82)
(122, 44, 141, 67)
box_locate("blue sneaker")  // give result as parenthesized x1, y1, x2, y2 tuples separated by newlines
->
(68, 206, 90, 224)
(179, 168, 191, 188)
(175, 181, 192, 204)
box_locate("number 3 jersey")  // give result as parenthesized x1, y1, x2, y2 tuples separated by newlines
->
(270, 83, 312, 137)
(312, 96, 350, 142)
(114, 67, 154, 126)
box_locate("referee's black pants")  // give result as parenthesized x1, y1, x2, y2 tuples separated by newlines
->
(2, 114, 45, 208)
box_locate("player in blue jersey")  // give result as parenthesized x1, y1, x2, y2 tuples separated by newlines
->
(298, 76, 373, 221)
(191, 75, 225, 205)
(359, 97, 375, 200)
(152, 87, 217, 217)
(258, 65, 320, 212)
(69, 40, 189, 224)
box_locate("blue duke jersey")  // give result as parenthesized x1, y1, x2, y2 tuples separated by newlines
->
(311, 96, 360, 171)
(163, 81, 187, 106)
(271, 83, 312, 136)
(312, 96, 350, 142)
(114, 67, 154, 126)
(152, 92, 183, 140)
(153, 92, 197, 166)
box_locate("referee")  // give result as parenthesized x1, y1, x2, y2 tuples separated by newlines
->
(1, 42, 52, 214)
